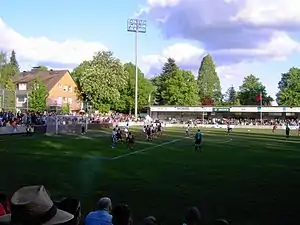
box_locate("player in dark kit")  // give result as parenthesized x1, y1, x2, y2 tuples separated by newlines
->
(146, 125, 152, 142)
(157, 123, 162, 136)
(286, 124, 290, 138)
(194, 129, 202, 152)
(116, 128, 123, 142)
(151, 124, 156, 138)
(126, 132, 135, 150)
(227, 123, 232, 135)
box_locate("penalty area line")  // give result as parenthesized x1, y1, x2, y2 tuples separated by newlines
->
(219, 138, 233, 143)
(111, 139, 182, 160)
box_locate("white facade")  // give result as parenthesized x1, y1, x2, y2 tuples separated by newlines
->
(150, 106, 300, 113)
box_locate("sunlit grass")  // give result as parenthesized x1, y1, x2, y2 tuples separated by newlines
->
(0, 128, 299, 225)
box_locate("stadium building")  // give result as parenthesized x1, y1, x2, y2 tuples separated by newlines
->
(149, 106, 300, 121)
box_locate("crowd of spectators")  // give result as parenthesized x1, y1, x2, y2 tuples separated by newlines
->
(201, 118, 299, 126)
(0, 111, 47, 127)
(89, 113, 144, 124)
(1, 110, 299, 129)
(0, 185, 225, 225)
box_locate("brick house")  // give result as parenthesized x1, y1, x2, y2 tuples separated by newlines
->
(13, 68, 82, 112)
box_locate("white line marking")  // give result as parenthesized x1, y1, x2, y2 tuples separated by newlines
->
(111, 139, 181, 160)
(219, 138, 232, 143)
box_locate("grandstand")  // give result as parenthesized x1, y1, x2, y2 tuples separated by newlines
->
(150, 106, 300, 122)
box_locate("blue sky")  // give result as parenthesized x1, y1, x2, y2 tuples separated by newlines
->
(1, 0, 300, 102)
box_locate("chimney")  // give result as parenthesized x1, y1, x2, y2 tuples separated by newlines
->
(31, 66, 41, 72)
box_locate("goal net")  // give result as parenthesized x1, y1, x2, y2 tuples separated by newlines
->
(45, 115, 88, 135)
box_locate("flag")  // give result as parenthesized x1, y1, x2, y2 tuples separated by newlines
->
(256, 92, 262, 102)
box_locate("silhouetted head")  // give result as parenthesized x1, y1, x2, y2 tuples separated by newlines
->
(185, 207, 201, 225)
(112, 204, 132, 225)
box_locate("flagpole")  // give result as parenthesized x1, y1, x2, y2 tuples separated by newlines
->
(260, 92, 263, 125)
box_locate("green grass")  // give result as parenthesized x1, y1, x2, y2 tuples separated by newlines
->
(0, 128, 300, 225)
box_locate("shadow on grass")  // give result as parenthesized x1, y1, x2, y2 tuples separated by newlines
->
(0, 131, 300, 225)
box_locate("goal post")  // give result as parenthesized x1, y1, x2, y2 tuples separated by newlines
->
(45, 115, 88, 135)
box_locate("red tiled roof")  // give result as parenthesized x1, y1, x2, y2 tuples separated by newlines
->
(13, 70, 69, 91)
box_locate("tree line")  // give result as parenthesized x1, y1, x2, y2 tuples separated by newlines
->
(0, 50, 299, 112)
(71, 50, 299, 112)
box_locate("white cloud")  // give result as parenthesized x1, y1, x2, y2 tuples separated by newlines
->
(140, 41, 282, 99)
(141, 43, 205, 73)
(139, 0, 300, 65)
(232, 0, 300, 25)
(142, 31, 300, 76)
(0, 17, 107, 70)
(142, 0, 300, 25)
(211, 31, 300, 60)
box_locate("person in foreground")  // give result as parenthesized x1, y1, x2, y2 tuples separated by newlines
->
(194, 129, 202, 152)
(184, 207, 201, 225)
(85, 197, 112, 225)
(0, 185, 74, 225)
(112, 204, 132, 225)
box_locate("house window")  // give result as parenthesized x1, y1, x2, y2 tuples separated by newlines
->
(68, 86, 72, 92)
(62, 97, 67, 103)
(18, 83, 27, 90)
(68, 98, 72, 104)
(56, 97, 62, 105)
(63, 86, 68, 91)
(17, 96, 26, 103)
(58, 84, 63, 88)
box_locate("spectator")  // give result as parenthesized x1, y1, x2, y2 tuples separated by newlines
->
(0, 185, 74, 225)
(214, 219, 229, 225)
(111, 204, 132, 225)
(0, 194, 10, 216)
(184, 207, 201, 225)
(55, 198, 81, 225)
(142, 216, 159, 225)
(85, 197, 112, 225)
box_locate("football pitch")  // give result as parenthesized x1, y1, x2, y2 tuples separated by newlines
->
(0, 127, 300, 225)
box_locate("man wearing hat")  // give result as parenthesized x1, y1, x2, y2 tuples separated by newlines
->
(0, 185, 74, 225)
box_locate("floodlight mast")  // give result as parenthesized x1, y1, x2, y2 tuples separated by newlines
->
(127, 19, 146, 119)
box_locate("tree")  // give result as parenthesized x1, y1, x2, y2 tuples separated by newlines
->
(238, 74, 270, 105)
(5, 77, 15, 90)
(71, 60, 89, 102)
(28, 78, 48, 112)
(162, 69, 199, 105)
(264, 96, 274, 106)
(118, 62, 155, 113)
(276, 67, 300, 106)
(224, 86, 240, 106)
(61, 103, 70, 114)
(0, 52, 15, 88)
(9, 50, 19, 74)
(197, 54, 222, 103)
(152, 58, 179, 105)
(34, 66, 48, 71)
(201, 96, 214, 106)
(71, 51, 127, 112)
(151, 76, 162, 105)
